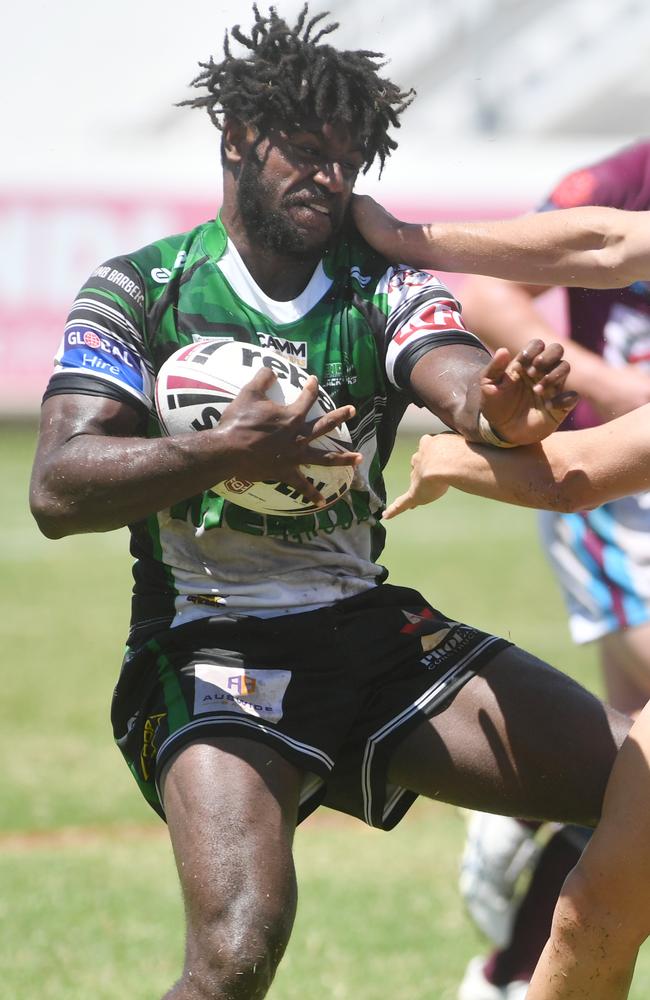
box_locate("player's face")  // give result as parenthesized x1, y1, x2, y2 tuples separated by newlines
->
(236, 122, 365, 257)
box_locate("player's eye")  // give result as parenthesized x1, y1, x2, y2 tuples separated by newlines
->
(294, 143, 320, 158)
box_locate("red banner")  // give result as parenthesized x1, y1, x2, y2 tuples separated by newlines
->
(0, 193, 217, 413)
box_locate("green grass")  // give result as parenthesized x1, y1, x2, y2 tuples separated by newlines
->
(0, 806, 469, 1000)
(3, 421, 648, 999)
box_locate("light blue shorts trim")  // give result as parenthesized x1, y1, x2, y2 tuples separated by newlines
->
(538, 495, 650, 644)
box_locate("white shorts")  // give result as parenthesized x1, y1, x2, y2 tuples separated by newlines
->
(539, 494, 650, 644)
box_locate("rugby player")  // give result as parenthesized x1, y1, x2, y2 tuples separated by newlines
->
(450, 145, 650, 1000)
(358, 146, 650, 998)
(354, 191, 650, 999)
(29, 7, 629, 998)
(447, 143, 650, 1000)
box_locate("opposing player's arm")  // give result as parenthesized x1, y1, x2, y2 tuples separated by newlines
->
(353, 196, 650, 288)
(30, 374, 361, 538)
(383, 406, 650, 519)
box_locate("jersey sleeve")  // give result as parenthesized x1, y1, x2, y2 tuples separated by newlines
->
(380, 265, 489, 392)
(43, 257, 154, 413)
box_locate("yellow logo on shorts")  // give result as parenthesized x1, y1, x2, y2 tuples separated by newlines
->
(228, 674, 257, 695)
(141, 712, 166, 781)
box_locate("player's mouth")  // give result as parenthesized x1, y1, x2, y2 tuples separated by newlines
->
(305, 202, 330, 215)
(287, 199, 334, 230)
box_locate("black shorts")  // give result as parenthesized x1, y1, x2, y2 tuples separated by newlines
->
(112, 584, 510, 829)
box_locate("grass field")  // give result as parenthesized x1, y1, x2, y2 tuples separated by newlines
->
(2, 421, 648, 998)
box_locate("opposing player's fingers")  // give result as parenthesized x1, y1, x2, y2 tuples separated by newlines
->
(351, 193, 388, 229)
(305, 404, 356, 441)
(382, 492, 416, 520)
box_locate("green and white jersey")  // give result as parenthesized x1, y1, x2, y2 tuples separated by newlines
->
(46, 216, 484, 644)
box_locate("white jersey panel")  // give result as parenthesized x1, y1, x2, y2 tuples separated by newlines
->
(157, 501, 381, 623)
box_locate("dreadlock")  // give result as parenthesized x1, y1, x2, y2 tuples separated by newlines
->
(178, 4, 415, 174)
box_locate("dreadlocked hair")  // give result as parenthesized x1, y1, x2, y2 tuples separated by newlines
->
(178, 4, 415, 174)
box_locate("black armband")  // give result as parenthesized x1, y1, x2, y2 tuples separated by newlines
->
(42, 373, 149, 419)
(394, 332, 490, 393)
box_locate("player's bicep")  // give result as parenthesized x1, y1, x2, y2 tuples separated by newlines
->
(32, 393, 147, 491)
(40, 392, 147, 444)
(30, 393, 152, 537)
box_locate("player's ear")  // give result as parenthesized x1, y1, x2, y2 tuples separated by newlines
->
(222, 118, 253, 167)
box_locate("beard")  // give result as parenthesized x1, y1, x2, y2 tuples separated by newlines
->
(237, 148, 338, 258)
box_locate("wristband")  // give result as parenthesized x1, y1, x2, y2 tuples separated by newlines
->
(478, 412, 518, 448)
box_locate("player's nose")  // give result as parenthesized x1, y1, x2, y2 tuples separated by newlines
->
(313, 161, 346, 193)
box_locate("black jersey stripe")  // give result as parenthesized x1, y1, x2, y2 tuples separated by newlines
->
(70, 295, 144, 337)
(393, 331, 490, 391)
(43, 372, 150, 417)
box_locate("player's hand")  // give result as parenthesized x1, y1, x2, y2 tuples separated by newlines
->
(383, 434, 451, 520)
(352, 194, 403, 258)
(479, 340, 577, 445)
(217, 368, 362, 505)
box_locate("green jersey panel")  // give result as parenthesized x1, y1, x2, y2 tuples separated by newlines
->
(46, 216, 483, 642)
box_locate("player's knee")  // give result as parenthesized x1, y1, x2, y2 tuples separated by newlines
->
(553, 862, 649, 960)
(183, 888, 297, 999)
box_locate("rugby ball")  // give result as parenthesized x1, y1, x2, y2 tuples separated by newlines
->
(155, 340, 354, 515)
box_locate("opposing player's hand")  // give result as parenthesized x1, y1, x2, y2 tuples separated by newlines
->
(383, 434, 451, 519)
(479, 340, 577, 445)
(352, 195, 403, 258)
(218, 368, 362, 505)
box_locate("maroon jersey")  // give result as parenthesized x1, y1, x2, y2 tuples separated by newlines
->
(541, 141, 650, 429)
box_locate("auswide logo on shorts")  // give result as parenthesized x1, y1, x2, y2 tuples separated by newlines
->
(194, 663, 291, 722)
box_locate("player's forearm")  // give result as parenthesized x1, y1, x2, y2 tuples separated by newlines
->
(353, 196, 650, 288)
(408, 344, 492, 443)
(461, 278, 555, 358)
(423, 434, 578, 511)
(429, 416, 650, 512)
(30, 429, 244, 537)
(414, 210, 637, 288)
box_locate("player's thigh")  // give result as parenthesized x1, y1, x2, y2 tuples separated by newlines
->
(601, 620, 650, 717)
(161, 736, 302, 947)
(388, 644, 631, 825)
